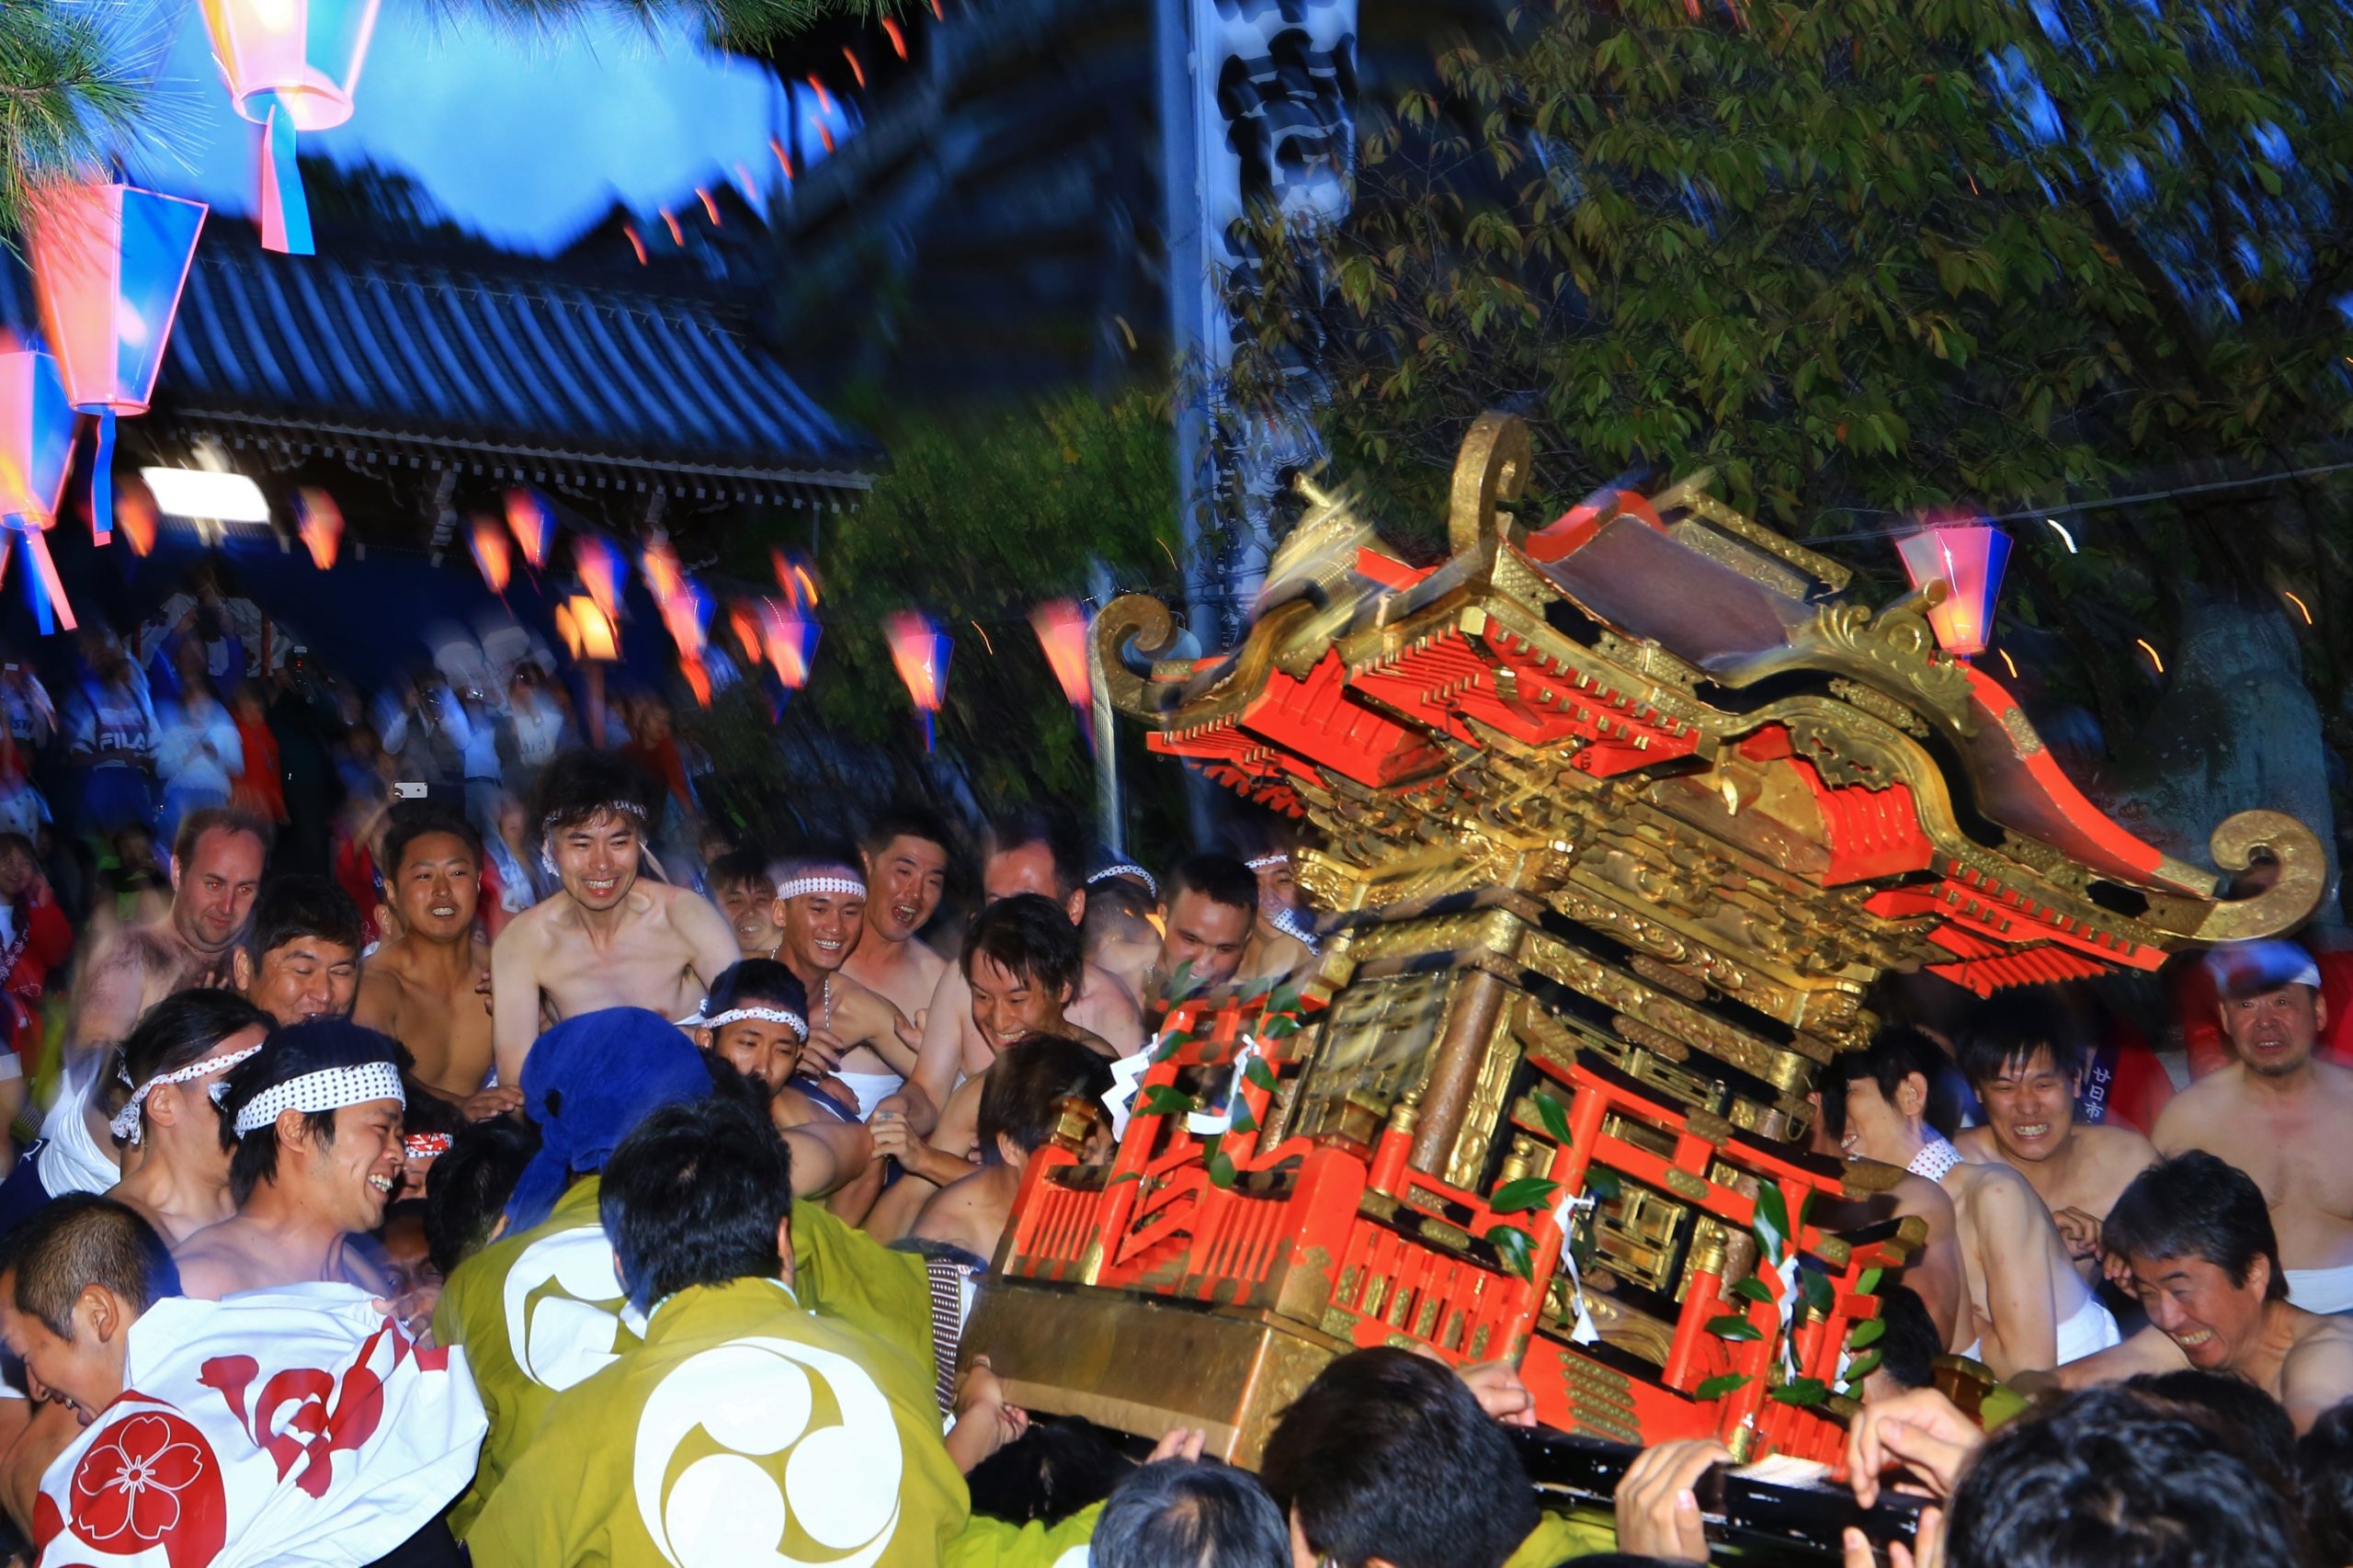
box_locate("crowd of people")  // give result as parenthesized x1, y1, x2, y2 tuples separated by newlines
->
(0, 583, 2341, 1566)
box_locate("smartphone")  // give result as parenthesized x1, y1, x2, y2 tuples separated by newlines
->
(392, 781, 427, 801)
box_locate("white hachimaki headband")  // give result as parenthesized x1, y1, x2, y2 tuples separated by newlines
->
(218, 1062, 407, 1139)
(110, 1043, 267, 1143)
(775, 869, 865, 903)
(1245, 853, 1290, 871)
(675, 1002, 809, 1039)
(540, 801, 651, 875)
(1090, 863, 1159, 897)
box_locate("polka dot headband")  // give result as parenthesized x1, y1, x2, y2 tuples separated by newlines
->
(1090, 863, 1159, 897)
(775, 869, 865, 903)
(675, 1003, 809, 1040)
(111, 1043, 267, 1143)
(220, 1062, 406, 1139)
(1245, 852, 1290, 871)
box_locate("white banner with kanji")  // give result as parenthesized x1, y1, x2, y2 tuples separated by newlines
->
(33, 1286, 486, 1567)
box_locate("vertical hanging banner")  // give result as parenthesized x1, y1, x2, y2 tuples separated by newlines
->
(27, 181, 208, 543)
(198, 0, 380, 256)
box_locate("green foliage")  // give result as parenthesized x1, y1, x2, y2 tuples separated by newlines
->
(1530, 1088, 1574, 1143)
(1695, 1372, 1753, 1400)
(1486, 1223, 1538, 1280)
(1849, 1316, 1887, 1349)
(1707, 1313, 1764, 1342)
(1139, 1084, 1197, 1117)
(1490, 1176, 1562, 1214)
(0, 0, 157, 237)
(1768, 1376, 1831, 1408)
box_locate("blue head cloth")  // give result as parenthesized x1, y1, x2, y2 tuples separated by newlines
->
(502, 1006, 711, 1233)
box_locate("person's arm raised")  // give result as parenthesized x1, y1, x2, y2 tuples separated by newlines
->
(911, 962, 970, 1112)
(489, 917, 544, 1088)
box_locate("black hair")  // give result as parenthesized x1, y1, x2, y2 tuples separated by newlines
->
(601, 1091, 792, 1312)
(423, 1117, 543, 1278)
(961, 892, 1085, 999)
(1080, 876, 1159, 951)
(9, 1195, 180, 1337)
(1223, 814, 1296, 863)
(964, 1417, 1136, 1528)
(977, 1035, 1116, 1159)
(533, 749, 655, 838)
(1166, 854, 1257, 915)
(1949, 1386, 2302, 1568)
(2104, 1152, 2287, 1301)
(862, 803, 958, 859)
(0, 832, 33, 864)
(2123, 1369, 2298, 1497)
(173, 804, 273, 871)
(1092, 1457, 1290, 1568)
(114, 988, 274, 1143)
(381, 801, 483, 879)
(1870, 1282, 1940, 1392)
(1955, 991, 2087, 1090)
(1259, 1346, 1538, 1568)
(241, 873, 363, 964)
(984, 806, 1086, 900)
(217, 1017, 406, 1205)
(2297, 1399, 2353, 1568)
(704, 848, 773, 895)
(699, 960, 809, 1020)
(1831, 1025, 1959, 1139)
(400, 1083, 466, 1141)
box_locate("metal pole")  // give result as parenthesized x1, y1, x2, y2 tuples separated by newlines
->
(1087, 558, 1122, 853)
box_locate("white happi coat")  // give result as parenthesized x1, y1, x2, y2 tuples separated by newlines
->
(34, 1286, 486, 1568)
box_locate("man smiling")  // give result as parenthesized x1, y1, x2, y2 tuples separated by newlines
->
(768, 846, 922, 1119)
(232, 874, 364, 1026)
(2031, 1151, 2353, 1432)
(356, 804, 506, 1111)
(843, 806, 954, 1020)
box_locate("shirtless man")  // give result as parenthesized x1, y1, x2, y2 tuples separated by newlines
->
(1080, 874, 1161, 1015)
(1835, 1026, 2116, 1377)
(910, 1034, 1113, 1265)
(767, 846, 922, 1119)
(1155, 854, 1259, 994)
(354, 804, 509, 1114)
(2028, 1151, 2353, 1431)
(489, 751, 740, 1085)
(1953, 991, 2156, 1284)
(2154, 941, 2353, 1314)
(870, 894, 1113, 1239)
(174, 1017, 407, 1298)
(707, 849, 783, 960)
(1808, 1087, 1968, 1350)
(1233, 831, 1317, 983)
(842, 805, 953, 1020)
(104, 989, 274, 1246)
(909, 808, 1142, 1118)
(69, 806, 268, 1055)
(233, 874, 362, 1026)
(680, 959, 880, 1202)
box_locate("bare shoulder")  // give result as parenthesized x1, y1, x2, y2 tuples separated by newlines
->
(171, 1225, 253, 1301)
(1951, 1126, 2001, 1162)
(494, 899, 561, 950)
(1956, 1157, 2047, 1227)
(1888, 1169, 1958, 1227)
(2283, 1313, 2353, 1424)
(2315, 1058, 2353, 1102)
(2082, 1120, 2159, 1168)
(351, 961, 407, 1029)
(2062, 1322, 2188, 1388)
(2152, 1069, 2239, 1149)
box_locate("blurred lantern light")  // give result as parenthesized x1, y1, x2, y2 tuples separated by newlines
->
(883, 610, 951, 752)
(1895, 518, 2010, 659)
(556, 596, 619, 663)
(641, 536, 685, 606)
(504, 487, 551, 568)
(27, 181, 208, 543)
(771, 548, 819, 607)
(758, 599, 820, 689)
(294, 486, 341, 569)
(0, 350, 79, 633)
(470, 516, 511, 595)
(115, 474, 158, 557)
(728, 603, 763, 669)
(198, 0, 380, 255)
(1029, 599, 1093, 734)
(657, 577, 710, 661)
(141, 466, 270, 524)
(574, 535, 622, 617)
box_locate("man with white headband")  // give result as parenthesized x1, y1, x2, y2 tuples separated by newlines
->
(2154, 939, 2353, 1313)
(767, 845, 924, 1120)
(490, 750, 741, 1085)
(104, 988, 275, 1246)
(1236, 835, 1320, 983)
(173, 1017, 410, 1300)
(682, 959, 882, 1205)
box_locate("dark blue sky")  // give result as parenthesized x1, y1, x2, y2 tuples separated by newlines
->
(147, 5, 854, 251)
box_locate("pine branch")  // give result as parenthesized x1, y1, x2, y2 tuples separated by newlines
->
(0, 0, 156, 239)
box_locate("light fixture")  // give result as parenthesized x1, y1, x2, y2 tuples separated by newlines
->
(1895, 518, 2011, 659)
(2044, 517, 2076, 553)
(139, 466, 270, 524)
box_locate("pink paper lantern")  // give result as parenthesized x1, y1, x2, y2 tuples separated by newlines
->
(759, 599, 821, 690)
(470, 516, 511, 595)
(1029, 600, 1091, 709)
(295, 487, 341, 569)
(0, 351, 79, 634)
(1896, 519, 2011, 660)
(883, 610, 952, 751)
(199, 0, 380, 255)
(28, 181, 208, 543)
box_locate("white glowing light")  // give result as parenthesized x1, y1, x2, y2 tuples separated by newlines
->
(141, 467, 271, 523)
(2045, 517, 2076, 553)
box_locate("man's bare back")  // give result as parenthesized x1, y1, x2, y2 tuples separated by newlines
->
(1942, 1157, 2095, 1376)
(2154, 1061, 2353, 1275)
(355, 935, 495, 1099)
(911, 1163, 1020, 1263)
(69, 922, 212, 1056)
(174, 1218, 389, 1300)
(491, 881, 739, 1083)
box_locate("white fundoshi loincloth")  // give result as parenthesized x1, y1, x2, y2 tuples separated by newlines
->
(831, 1070, 904, 1121)
(2287, 1264, 2353, 1315)
(1961, 1294, 2121, 1366)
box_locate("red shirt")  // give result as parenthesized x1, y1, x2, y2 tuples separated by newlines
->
(0, 887, 72, 1064)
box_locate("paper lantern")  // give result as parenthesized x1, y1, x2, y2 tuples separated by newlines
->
(883, 610, 951, 752)
(199, 0, 380, 255)
(574, 535, 622, 618)
(294, 486, 340, 569)
(116, 473, 159, 557)
(555, 596, 619, 663)
(728, 603, 763, 669)
(770, 548, 819, 608)
(0, 351, 79, 634)
(27, 181, 208, 542)
(470, 516, 510, 595)
(1030, 599, 1092, 710)
(1896, 519, 2011, 660)
(758, 599, 820, 689)
(504, 488, 551, 568)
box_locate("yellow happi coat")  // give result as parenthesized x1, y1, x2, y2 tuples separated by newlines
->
(466, 1276, 1096, 1568)
(435, 1176, 938, 1535)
